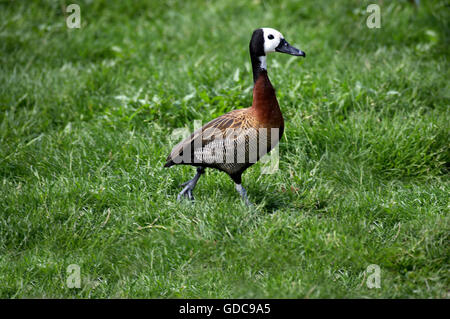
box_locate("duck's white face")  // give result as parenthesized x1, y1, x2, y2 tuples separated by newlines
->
(249, 27, 305, 82)
(261, 28, 284, 54)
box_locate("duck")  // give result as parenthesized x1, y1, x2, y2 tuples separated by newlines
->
(164, 28, 305, 205)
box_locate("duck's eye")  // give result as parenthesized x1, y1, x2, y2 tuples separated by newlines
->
(268, 34, 274, 40)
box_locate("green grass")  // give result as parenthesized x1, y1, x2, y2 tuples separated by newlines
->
(0, 0, 449, 298)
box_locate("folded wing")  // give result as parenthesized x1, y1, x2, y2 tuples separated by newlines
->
(165, 108, 276, 173)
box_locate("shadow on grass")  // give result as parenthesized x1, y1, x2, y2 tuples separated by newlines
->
(248, 186, 294, 213)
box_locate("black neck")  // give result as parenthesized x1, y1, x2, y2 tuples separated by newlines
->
(250, 53, 265, 83)
(249, 29, 266, 84)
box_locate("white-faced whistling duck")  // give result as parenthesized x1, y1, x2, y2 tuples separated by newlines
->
(165, 28, 305, 205)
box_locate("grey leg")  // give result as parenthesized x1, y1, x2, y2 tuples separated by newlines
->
(235, 183, 252, 206)
(177, 167, 205, 202)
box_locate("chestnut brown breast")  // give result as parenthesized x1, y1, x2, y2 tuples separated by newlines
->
(250, 70, 284, 132)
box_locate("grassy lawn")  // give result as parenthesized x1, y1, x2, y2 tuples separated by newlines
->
(0, 0, 448, 298)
